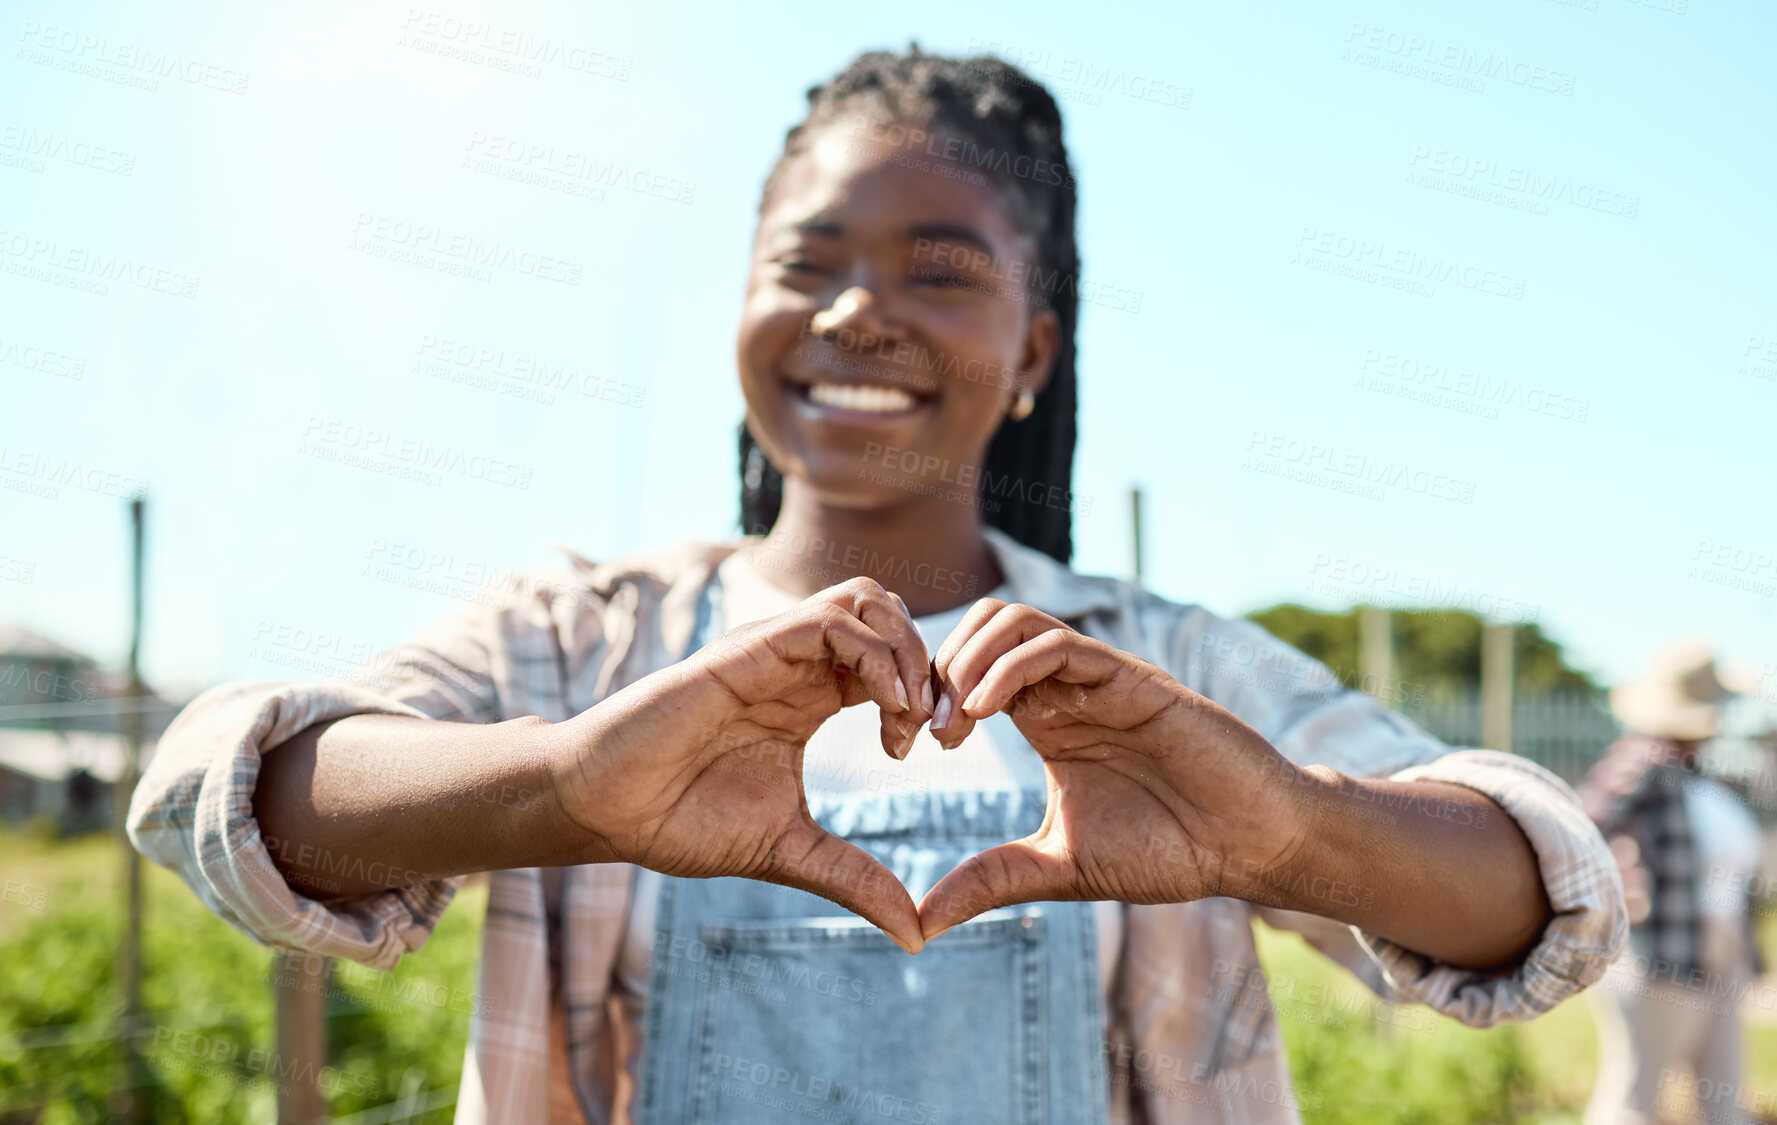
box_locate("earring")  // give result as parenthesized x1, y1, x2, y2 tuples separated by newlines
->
(1010, 389, 1036, 421)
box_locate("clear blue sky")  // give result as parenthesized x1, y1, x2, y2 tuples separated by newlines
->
(3, 0, 1774, 703)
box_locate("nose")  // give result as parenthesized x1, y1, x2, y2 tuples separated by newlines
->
(809, 285, 906, 345)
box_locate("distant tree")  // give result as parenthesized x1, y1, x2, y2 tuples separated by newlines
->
(1245, 604, 1599, 698)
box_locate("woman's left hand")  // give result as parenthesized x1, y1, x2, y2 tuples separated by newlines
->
(918, 599, 1309, 940)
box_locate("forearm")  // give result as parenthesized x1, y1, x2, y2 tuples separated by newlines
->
(253, 713, 601, 899)
(1231, 767, 1552, 970)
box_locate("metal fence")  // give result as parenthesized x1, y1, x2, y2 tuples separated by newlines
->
(1402, 689, 1622, 789)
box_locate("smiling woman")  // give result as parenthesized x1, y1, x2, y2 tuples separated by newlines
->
(127, 46, 1626, 1125)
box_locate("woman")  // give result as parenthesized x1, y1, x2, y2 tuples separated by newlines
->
(130, 49, 1627, 1124)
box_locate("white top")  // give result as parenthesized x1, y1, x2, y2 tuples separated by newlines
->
(613, 552, 1124, 1025)
(1685, 776, 1764, 918)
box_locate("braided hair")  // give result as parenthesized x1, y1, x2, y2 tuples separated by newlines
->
(738, 47, 1082, 564)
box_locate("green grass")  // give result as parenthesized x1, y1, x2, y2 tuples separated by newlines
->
(4, 825, 1773, 1122)
(1256, 920, 1777, 1124)
(0, 828, 483, 1123)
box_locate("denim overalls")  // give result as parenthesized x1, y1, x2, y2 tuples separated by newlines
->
(635, 581, 1109, 1125)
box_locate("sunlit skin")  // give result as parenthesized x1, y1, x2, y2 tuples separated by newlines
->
(256, 117, 1553, 968)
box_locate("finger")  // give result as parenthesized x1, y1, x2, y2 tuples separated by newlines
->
(928, 598, 1008, 747)
(766, 820, 925, 954)
(916, 837, 1074, 941)
(936, 604, 1072, 748)
(878, 706, 920, 762)
(961, 629, 1124, 719)
(855, 591, 932, 729)
(889, 592, 936, 717)
(805, 608, 907, 718)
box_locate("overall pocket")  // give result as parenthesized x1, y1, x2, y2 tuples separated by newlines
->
(682, 909, 1052, 1125)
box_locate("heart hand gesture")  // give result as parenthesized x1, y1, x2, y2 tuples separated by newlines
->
(915, 599, 1305, 940)
(549, 577, 935, 952)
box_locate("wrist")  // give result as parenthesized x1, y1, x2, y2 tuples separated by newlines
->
(535, 711, 623, 867)
(1220, 763, 1371, 919)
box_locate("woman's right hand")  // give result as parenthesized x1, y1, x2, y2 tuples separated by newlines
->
(546, 577, 935, 952)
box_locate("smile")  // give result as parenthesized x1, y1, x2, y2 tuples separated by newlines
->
(791, 379, 932, 417)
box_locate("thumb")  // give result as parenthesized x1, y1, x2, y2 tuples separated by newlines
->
(764, 820, 925, 954)
(917, 837, 1074, 942)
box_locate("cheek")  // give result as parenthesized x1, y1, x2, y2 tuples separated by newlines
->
(738, 289, 806, 376)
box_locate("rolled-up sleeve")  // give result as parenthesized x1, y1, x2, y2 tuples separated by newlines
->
(1174, 611, 1628, 1027)
(127, 595, 525, 970)
(128, 680, 462, 969)
(1353, 749, 1629, 1025)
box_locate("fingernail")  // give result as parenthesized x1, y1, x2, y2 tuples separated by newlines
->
(932, 692, 952, 730)
(962, 687, 982, 714)
(894, 678, 909, 711)
(896, 720, 917, 760)
(919, 678, 934, 716)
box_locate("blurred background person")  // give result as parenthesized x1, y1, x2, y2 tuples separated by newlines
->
(1582, 641, 1766, 1125)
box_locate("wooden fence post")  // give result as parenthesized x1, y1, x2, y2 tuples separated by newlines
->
(1481, 621, 1515, 753)
(1359, 605, 1393, 700)
(273, 952, 330, 1124)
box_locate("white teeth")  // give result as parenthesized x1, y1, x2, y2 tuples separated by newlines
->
(807, 382, 918, 413)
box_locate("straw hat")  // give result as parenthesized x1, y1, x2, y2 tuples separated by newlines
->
(1610, 640, 1752, 741)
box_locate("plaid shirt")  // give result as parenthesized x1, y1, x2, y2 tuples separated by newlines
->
(1580, 734, 1763, 981)
(129, 528, 1627, 1125)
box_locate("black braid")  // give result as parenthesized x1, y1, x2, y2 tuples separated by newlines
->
(738, 47, 1081, 564)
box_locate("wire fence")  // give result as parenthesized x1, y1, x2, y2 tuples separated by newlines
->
(1401, 689, 1622, 789)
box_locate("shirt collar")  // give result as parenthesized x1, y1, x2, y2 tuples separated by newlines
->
(980, 526, 1125, 622)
